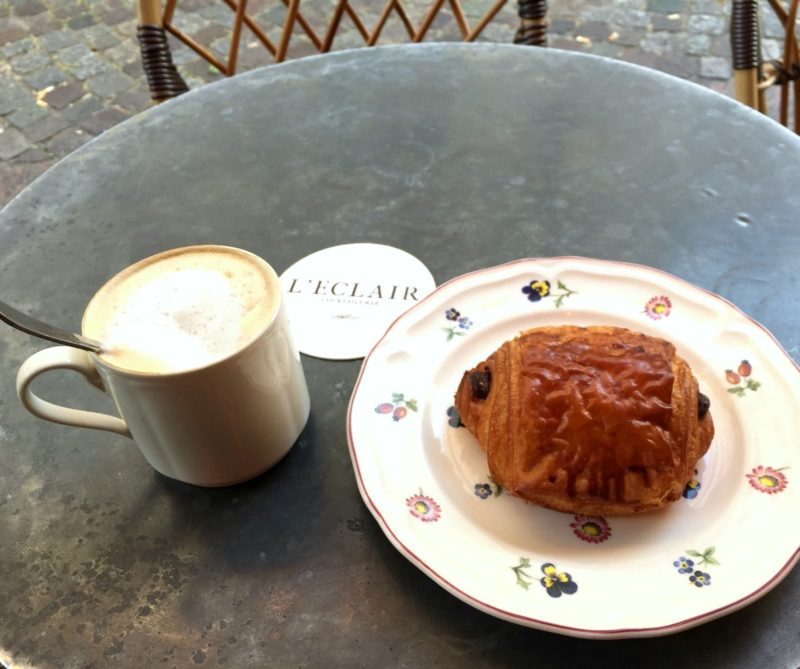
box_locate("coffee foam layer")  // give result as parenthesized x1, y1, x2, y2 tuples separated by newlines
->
(83, 248, 276, 374)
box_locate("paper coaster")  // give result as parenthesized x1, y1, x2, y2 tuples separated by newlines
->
(279, 243, 436, 360)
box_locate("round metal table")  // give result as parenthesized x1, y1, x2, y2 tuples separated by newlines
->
(1, 43, 799, 668)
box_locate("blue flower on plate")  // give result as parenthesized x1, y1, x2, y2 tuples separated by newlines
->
(690, 570, 711, 588)
(474, 483, 492, 499)
(446, 406, 464, 428)
(521, 279, 551, 302)
(540, 563, 578, 598)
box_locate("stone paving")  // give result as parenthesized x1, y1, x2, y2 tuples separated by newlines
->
(0, 0, 789, 208)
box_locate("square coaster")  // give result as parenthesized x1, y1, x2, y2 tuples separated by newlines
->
(279, 243, 436, 360)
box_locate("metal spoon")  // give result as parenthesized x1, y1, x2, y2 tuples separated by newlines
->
(0, 299, 102, 353)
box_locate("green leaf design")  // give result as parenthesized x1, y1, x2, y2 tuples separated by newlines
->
(443, 326, 467, 341)
(391, 393, 404, 403)
(512, 557, 533, 590)
(406, 400, 418, 412)
(726, 376, 761, 397)
(486, 474, 504, 496)
(685, 547, 720, 567)
(488, 475, 503, 497)
(551, 282, 577, 309)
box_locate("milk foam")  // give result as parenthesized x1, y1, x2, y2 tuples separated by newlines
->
(83, 247, 276, 374)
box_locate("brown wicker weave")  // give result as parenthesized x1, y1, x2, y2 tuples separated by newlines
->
(514, 0, 547, 46)
(136, 0, 547, 102)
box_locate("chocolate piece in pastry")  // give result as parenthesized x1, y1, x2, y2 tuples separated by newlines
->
(454, 326, 714, 516)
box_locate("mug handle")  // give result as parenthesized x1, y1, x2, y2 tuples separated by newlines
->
(16, 346, 131, 437)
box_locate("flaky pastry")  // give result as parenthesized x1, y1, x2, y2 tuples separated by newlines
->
(454, 326, 714, 515)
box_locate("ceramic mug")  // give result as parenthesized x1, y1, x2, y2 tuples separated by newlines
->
(16, 246, 310, 487)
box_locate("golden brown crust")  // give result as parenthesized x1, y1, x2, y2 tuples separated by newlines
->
(454, 326, 714, 516)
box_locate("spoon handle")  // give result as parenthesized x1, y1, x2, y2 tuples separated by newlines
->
(0, 299, 102, 353)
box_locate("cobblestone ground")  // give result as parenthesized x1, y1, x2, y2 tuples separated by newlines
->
(0, 0, 790, 208)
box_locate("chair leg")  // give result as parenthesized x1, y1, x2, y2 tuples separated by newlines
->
(137, 0, 189, 102)
(514, 0, 547, 47)
(730, 0, 761, 109)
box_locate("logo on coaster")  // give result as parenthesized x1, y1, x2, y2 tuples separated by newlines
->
(280, 243, 436, 360)
(284, 278, 422, 305)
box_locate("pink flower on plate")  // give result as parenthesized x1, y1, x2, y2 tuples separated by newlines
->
(746, 466, 789, 494)
(570, 515, 612, 544)
(644, 295, 672, 320)
(406, 490, 441, 522)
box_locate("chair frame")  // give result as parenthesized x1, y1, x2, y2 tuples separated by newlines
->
(141, 0, 800, 132)
(136, 0, 547, 101)
(731, 0, 800, 131)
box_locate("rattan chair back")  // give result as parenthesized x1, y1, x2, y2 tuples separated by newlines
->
(136, 0, 548, 102)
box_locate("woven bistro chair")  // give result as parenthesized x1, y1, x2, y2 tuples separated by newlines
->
(136, 0, 547, 102)
(731, 0, 800, 131)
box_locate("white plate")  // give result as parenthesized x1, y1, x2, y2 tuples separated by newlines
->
(347, 257, 800, 638)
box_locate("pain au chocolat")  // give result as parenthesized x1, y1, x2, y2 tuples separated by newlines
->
(454, 326, 714, 516)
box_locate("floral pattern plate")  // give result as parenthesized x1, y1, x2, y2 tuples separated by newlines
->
(346, 257, 800, 638)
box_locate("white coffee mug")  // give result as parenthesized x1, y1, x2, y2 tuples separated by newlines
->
(16, 246, 310, 487)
